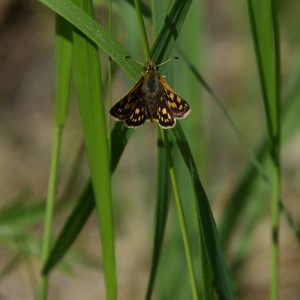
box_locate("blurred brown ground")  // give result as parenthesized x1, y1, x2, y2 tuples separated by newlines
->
(0, 1, 299, 299)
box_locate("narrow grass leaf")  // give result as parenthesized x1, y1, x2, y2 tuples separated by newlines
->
(39, 15, 72, 300)
(42, 183, 94, 274)
(55, 16, 72, 127)
(145, 135, 170, 300)
(151, 0, 192, 63)
(72, 0, 115, 298)
(247, 3, 281, 299)
(145, 3, 171, 299)
(248, 0, 279, 140)
(161, 130, 200, 300)
(177, 46, 268, 182)
(173, 124, 234, 300)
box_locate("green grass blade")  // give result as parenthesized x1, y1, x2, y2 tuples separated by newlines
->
(145, 134, 170, 300)
(106, 0, 113, 154)
(247, 2, 281, 299)
(42, 182, 94, 274)
(161, 130, 200, 300)
(54, 16, 73, 128)
(72, 0, 116, 298)
(39, 15, 72, 300)
(151, 0, 192, 63)
(173, 124, 234, 300)
(248, 0, 279, 140)
(133, 0, 151, 59)
(177, 47, 269, 182)
(145, 2, 170, 299)
(39, 0, 140, 78)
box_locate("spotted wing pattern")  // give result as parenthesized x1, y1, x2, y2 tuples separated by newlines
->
(153, 93, 176, 129)
(110, 78, 143, 120)
(125, 97, 147, 128)
(159, 76, 190, 119)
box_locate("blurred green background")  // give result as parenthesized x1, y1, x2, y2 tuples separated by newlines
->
(0, 0, 300, 299)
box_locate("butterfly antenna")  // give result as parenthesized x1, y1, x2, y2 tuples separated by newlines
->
(125, 56, 146, 67)
(156, 56, 179, 68)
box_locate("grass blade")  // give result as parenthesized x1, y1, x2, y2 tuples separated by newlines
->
(39, 0, 140, 78)
(39, 15, 72, 300)
(145, 136, 170, 300)
(173, 124, 234, 300)
(42, 182, 94, 274)
(145, 2, 170, 299)
(247, 2, 281, 299)
(151, 0, 192, 63)
(177, 46, 269, 182)
(162, 130, 200, 300)
(72, 0, 116, 298)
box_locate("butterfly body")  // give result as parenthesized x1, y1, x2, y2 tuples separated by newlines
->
(110, 60, 190, 129)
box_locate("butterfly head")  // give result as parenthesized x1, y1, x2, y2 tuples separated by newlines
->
(144, 60, 158, 73)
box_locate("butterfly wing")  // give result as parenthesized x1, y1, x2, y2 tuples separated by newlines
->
(125, 96, 147, 128)
(110, 78, 143, 120)
(159, 76, 190, 119)
(153, 93, 176, 129)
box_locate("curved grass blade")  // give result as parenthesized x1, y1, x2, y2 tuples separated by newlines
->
(177, 46, 269, 183)
(173, 124, 234, 300)
(72, 0, 116, 298)
(39, 0, 141, 78)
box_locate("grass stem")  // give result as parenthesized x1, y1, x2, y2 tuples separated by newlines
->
(107, 0, 113, 154)
(161, 130, 200, 300)
(134, 0, 151, 60)
(39, 126, 62, 300)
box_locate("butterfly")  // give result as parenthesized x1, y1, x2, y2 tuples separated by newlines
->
(110, 58, 191, 129)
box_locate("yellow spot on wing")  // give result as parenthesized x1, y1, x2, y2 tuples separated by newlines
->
(170, 93, 174, 100)
(135, 108, 140, 114)
(162, 108, 167, 114)
(177, 97, 181, 103)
